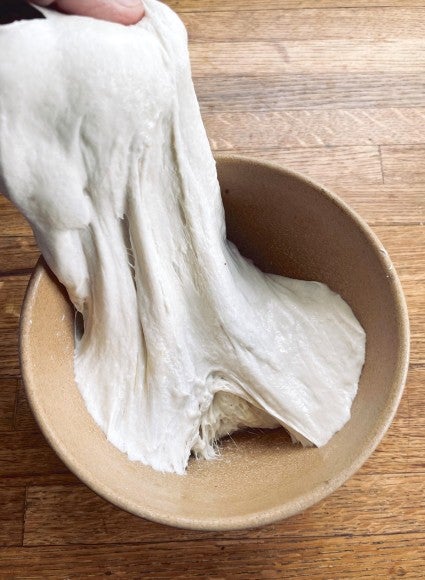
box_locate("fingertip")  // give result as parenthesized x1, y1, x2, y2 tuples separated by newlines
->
(53, 1, 145, 25)
(114, 2, 145, 25)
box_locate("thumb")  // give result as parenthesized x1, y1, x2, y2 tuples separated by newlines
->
(32, 0, 145, 25)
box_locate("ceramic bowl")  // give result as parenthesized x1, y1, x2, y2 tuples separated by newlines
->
(20, 155, 409, 530)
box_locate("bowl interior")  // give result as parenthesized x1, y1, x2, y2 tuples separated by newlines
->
(21, 156, 409, 530)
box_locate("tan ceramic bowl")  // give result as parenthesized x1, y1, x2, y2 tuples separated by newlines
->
(20, 156, 409, 530)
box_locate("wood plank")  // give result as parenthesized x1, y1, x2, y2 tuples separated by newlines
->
(364, 364, 419, 481)
(0, 236, 38, 275)
(196, 74, 425, 112)
(407, 366, 425, 420)
(361, 363, 423, 475)
(361, 418, 416, 476)
(14, 383, 38, 433)
(190, 40, 425, 76)
(1, 533, 424, 577)
(0, 379, 17, 432)
(0, 473, 79, 488)
(217, 146, 383, 186)
(0, 276, 30, 379)
(183, 8, 425, 42)
(23, 473, 425, 547)
(373, 225, 425, 279)
(0, 487, 25, 547)
(0, 431, 68, 478)
(204, 109, 425, 149)
(0, 335, 21, 379)
(0, 197, 32, 237)
(335, 185, 425, 226)
(169, 1, 425, 11)
(381, 145, 425, 184)
(407, 418, 425, 473)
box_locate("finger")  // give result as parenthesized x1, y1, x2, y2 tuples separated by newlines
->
(33, 0, 145, 25)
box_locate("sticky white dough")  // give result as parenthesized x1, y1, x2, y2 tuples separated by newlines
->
(0, 1, 365, 474)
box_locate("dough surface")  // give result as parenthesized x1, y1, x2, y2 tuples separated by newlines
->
(0, 1, 366, 474)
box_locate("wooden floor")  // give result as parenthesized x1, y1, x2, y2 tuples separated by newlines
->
(1, 0, 425, 577)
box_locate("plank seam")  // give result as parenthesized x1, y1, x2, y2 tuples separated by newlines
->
(180, 7, 425, 14)
(21, 485, 28, 548)
(0, 269, 34, 278)
(21, 529, 425, 550)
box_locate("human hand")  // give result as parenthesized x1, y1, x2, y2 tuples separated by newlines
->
(32, 0, 145, 25)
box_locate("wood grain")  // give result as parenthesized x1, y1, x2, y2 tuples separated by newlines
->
(0, 276, 30, 378)
(0, 533, 423, 578)
(0, 0, 424, 577)
(361, 418, 409, 475)
(407, 419, 425, 473)
(218, 145, 383, 186)
(204, 109, 425, 148)
(196, 74, 425, 112)
(355, 362, 422, 476)
(168, 1, 425, 11)
(0, 473, 79, 488)
(0, 236, 39, 275)
(0, 380, 17, 432)
(0, 431, 68, 479)
(0, 197, 32, 237)
(183, 9, 425, 41)
(407, 366, 425, 420)
(381, 145, 425, 184)
(190, 40, 425, 76)
(0, 487, 25, 547)
(23, 472, 425, 547)
(335, 185, 425, 225)
(14, 382, 38, 432)
(0, 430, 76, 500)
(373, 226, 425, 279)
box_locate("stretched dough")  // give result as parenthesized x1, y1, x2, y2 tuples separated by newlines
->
(0, 1, 365, 474)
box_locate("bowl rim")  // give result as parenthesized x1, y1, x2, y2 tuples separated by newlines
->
(20, 154, 410, 531)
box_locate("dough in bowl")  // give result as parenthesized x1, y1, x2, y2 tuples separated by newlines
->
(0, 0, 365, 474)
